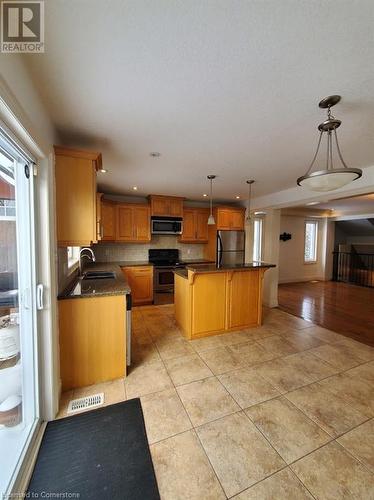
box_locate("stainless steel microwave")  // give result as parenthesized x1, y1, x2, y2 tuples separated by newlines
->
(151, 216, 183, 235)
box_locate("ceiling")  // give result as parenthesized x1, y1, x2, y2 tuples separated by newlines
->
(336, 219, 374, 236)
(307, 193, 374, 215)
(23, 0, 374, 201)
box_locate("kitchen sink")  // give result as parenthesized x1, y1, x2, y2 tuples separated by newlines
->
(82, 271, 116, 280)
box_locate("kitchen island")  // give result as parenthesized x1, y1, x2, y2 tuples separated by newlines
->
(174, 263, 275, 340)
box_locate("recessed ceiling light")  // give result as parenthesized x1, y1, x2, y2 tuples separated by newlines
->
(150, 152, 161, 157)
(306, 201, 320, 206)
(235, 196, 240, 199)
(132, 186, 138, 191)
(99, 168, 107, 173)
(203, 193, 208, 197)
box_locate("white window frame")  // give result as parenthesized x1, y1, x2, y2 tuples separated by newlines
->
(253, 217, 263, 262)
(67, 246, 80, 272)
(304, 220, 318, 263)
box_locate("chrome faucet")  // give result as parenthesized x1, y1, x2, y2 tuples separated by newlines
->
(79, 247, 96, 276)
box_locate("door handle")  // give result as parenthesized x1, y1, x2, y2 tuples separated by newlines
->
(36, 284, 44, 310)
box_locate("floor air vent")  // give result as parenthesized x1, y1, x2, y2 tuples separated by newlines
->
(67, 393, 104, 414)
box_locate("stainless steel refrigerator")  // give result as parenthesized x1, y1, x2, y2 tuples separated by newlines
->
(216, 230, 245, 266)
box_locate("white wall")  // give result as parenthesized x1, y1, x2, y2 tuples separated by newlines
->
(279, 214, 327, 283)
(0, 55, 59, 421)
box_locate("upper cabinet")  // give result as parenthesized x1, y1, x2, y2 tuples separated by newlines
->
(215, 207, 245, 231)
(54, 146, 101, 246)
(149, 195, 184, 217)
(116, 203, 151, 242)
(180, 208, 209, 243)
(101, 198, 117, 241)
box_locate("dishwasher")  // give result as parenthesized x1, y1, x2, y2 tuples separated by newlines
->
(126, 293, 132, 366)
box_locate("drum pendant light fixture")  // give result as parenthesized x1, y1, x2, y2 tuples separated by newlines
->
(207, 175, 216, 225)
(246, 180, 255, 222)
(297, 95, 362, 192)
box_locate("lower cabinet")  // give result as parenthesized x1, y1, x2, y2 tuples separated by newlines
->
(59, 295, 126, 390)
(226, 270, 260, 329)
(121, 266, 153, 305)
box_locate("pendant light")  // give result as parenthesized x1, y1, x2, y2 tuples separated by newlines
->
(297, 95, 362, 192)
(207, 175, 216, 225)
(246, 180, 255, 222)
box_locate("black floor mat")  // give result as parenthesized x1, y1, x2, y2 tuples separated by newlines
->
(27, 399, 160, 500)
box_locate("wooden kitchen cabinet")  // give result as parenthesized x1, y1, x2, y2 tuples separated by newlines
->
(101, 199, 117, 241)
(180, 208, 209, 243)
(149, 195, 184, 217)
(226, 270, 260, 329)
(121, 266, 153, 305)
(54, 146, 101, 246)
(96, 193, 103, 241)
(216, 207, 245, 230)
(116, 203, 151, 242)
(59, 295, 126, 390)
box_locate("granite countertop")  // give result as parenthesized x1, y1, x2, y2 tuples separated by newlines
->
(115, 261, 153, 267)
(58, 262, 131, 300)
(184, 262, 276, 273)
(174, 268, 188, 279)
(179, 259, 215, 265)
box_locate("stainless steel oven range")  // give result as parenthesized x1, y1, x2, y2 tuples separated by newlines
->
(148, 249, 185, 304)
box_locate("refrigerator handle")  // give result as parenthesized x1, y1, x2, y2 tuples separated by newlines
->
(217, 233, 223, 267)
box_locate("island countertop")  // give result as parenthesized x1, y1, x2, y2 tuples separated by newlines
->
(174, 263, 274, 339)
(182, 262, 275, 273)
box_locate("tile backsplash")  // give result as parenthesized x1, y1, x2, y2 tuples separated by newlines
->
(92, 236, 206, 262)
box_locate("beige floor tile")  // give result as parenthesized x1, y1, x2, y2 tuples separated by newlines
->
(151, 430, 225, 500)
(337, 419, 374, 472)
(246, 397, 331, 463)
(282, 351, 338, 382)
(131, 342, 161, 366)
(319, 373, 374, 417)
(333, 337, 374, 362)
(302, 325, 346, 344)
(196, 412, 285, 497)
(279, 329, 326, 350)
(286, 382, 367, 437)
(125, 360, 173, 399)
(148, 326, 181, 342)
(286, 315, 314, 330)
(73, 378, 126, 407)
(176, 377, 239, 427)
(219, 329, 255, 346)
(164, 354, 213, 386)
(218, 368, 280, 408)
(156, 338, 195, 360)
(140, 388, 192, 444)
(233, 468, 313, 499)
(189, 334, 225, 353)
(229, 341, 278, 366)
(291, 442, 374, 500)
(57, 390, 74, 418)
(245, 325, 275, 341)
(254, 357, 312, 393)
(308, 343, 364, 371)
(199, 346, 244, 374)
(346, 361, 374, 384)
(257, 335, 298, 356)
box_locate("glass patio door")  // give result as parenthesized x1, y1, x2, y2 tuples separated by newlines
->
(0, 131, 40, 496)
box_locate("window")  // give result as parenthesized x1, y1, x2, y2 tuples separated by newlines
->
(0, 199, 16, 219)
(304, 220, 318, 263)
(253, 218, 263, 262)
(67, 246, 80, 270)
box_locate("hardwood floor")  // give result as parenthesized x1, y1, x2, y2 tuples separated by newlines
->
(278, 281, 374, 347)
